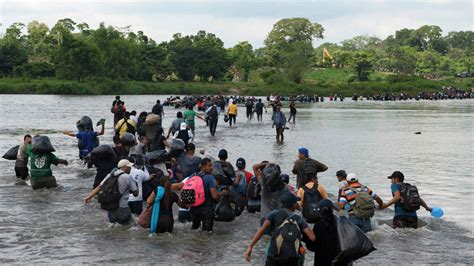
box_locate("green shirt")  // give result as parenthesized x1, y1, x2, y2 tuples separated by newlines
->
(183, 110, 197, 127)
(26, 144, 59, 180)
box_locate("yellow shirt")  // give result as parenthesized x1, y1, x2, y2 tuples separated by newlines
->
(115, 118, 136, 138)
(228, 103, 238, 115)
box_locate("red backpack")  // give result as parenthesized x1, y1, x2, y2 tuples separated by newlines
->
(181, 175, 206, 207)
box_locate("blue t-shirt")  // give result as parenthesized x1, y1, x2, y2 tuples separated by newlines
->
(391, 183, 417, 217)
(201, 172, 217, 207)
(76, 131, 98, 157)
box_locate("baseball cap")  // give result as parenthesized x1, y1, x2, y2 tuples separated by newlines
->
(180, 122, 187, 130)
(336, 170, 347, 178)
(280, 191, 301, 207)
(117, 159, 134, 168)
(387, 171, 404, 182)
(347, 173, 358, 182)
(298, 147, 309, 157)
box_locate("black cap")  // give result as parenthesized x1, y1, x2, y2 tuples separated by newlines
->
(387, 171, 404, 182)
(336, 170, 347, 178)
(218, 149, 228, 160)
(281, 191, 301, 208)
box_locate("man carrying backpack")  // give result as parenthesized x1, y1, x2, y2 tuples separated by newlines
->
(245, 191, 316, 266)
(296, 173, 329, 223)
(115, 112, 136, 139)
(338, 173, 383, 233)
(83, 159, 138, 225)
(292, 148, 328, 189)
(380, 171, 432, 229)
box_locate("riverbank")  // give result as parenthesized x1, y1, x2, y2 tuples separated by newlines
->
(0, 74, 472, 96)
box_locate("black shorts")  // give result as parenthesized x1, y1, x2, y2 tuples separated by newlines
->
(128, 201, 143, 215)
(190, 205, 215, 232)
(393, 215, 418, 229)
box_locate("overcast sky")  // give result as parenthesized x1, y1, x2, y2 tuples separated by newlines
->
(1, 0, 472, 48)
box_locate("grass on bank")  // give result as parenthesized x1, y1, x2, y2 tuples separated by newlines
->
(0, 68, 472, 96)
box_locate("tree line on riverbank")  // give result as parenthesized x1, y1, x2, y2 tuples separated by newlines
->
(0, 18, 472, 95)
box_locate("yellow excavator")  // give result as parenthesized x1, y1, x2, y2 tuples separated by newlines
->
(322, 47, 336, 67)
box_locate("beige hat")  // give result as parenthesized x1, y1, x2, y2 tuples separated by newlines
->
(117, 159, 134, 168)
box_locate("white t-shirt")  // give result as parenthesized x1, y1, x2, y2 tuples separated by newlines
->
(128, 167, 150, 202)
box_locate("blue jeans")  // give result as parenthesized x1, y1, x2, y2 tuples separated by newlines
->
(349, 215, 372, 233)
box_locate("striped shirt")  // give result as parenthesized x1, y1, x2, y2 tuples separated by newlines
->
(339, 182, 377, 214)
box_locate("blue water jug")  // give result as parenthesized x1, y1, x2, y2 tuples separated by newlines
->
(431, 207, 444, 218)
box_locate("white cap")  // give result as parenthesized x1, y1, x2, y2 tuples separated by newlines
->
(117, 159, 134, 168)
(180, 122, 187, 130)
(347, 173, 358, 182)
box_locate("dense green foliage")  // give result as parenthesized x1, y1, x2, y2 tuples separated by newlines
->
(0, 18, 472, 95)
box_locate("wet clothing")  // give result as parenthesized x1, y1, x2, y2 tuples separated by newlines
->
(107, 207, 132, 225)
(184, 109, 197, 127)
(393, 215, 418, 229)
(339, 182, 377, 215)
(228, 114, 236, 126)
(26, 145, 60, 181)
(349, 215, 372, 233)
(256, 102, 264, 114)
(100, 170, 138, 209)
(152, 104, 163, 117)
(15, 142, 29, 179)
(273, 111, 286, 128)
(76, 131, 98, 158)
(155, 192, 180, 233)
(206, 106, 219, 136)
(190, 172, 217, 231)
(31, 175, 58, 190)
(170, 118, 185, 135)
(392, 183, 417, 218)
(310, 216, 339, 266)
(177, 154, 201, 179)
(292, 158, 328, 188)
(260, 179, 289, 220)
(128, 167, 150, 202)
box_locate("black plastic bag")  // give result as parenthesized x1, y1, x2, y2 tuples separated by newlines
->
(262, 163, 282, 192)
(145, 150, 168, 164)
(76, 116, 93, 131)
(229, 190, 245, 217)
(120, 133, 137, 146)
(169, 139, 185, 157)
(3, 145, 19, 160)
(215, 194, 236, 222)
(90, 145, 117, 160)
(32, 135, 55, 154)
(332, 216, 376, 265)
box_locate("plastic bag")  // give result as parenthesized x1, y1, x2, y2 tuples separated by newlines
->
(262, 163, 282, 192)
(332, 216, 376, 265)
(215, 194, 236, 222)
(229, 190, 245, 217)
(120, 133, 137, 146)
(90, 145, 117, 160)
(2, 145, 19, 160)
(76, 116, 93, 131)
(31, 135, 55, 154)
(169, 139, 185, 157)
(145, 150, 168, 164)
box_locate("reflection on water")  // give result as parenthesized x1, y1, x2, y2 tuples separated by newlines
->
(0, 95, 472, 264)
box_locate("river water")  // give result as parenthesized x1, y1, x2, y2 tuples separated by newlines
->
(0, 95, 472, 264)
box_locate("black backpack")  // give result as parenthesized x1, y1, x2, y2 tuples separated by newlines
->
(98, 172, 124, 211)
(400, 183, 422, 211)
(246, 176, 261, 200)
(302, 184, 323, 223)
(215, 194, 236, 222)
(268, 213, 302, 262)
